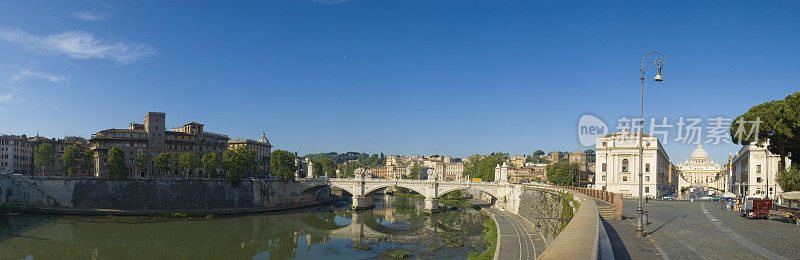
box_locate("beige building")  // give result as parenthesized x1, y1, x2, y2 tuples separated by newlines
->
(1, 135, 33, 175)
(228, 132, 273, 175)
(28, 136, 89, 176)
(594, 130, 672, 198)
(90, 112, 231, 178)
(731, 140, 791, 200)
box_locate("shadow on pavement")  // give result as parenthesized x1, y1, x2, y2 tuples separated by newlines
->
(647, 214, 684, 236)
(601, 217, 632, 260)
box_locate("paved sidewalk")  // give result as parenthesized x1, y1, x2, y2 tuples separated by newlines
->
(485, 207, 546, 260)
(600, 215, 666, 260)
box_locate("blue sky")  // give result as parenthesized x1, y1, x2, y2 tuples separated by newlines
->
(0, 0, 798, 164)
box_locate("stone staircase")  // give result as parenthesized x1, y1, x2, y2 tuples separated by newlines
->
(598, 204, 615, 219)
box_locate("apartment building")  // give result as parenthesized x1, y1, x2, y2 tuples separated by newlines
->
(0, 135, 33, 175)
(228, 132, 272, 175)
(28, 136, 89, 176)
(90, 112, 230, 178)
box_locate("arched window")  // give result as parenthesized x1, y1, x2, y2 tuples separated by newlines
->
(622, 159, 629, 172)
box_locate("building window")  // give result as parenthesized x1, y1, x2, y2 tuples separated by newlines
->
(756, 165, 761, 173)
(622, 159, 629, 172)
(645, 176, 650, 182)
(601, 176, 607, 181)
(602, 142, 607, 147)
(646, 163, 650, 172)
(757, 177, 763, 183)
(645, 187, 650, 193)
(602, 163, 607, 172)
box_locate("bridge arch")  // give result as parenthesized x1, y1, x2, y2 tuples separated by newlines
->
(301, 182, 358, 198)
(364, 183, 429, 198)
(437, 186, 502, 200)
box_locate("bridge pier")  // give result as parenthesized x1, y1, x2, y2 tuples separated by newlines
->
(424, 197, 439, 212)
(352, 195, 375, 210)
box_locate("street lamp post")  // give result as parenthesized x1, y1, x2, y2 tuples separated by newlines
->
(637, 51, 666, 238)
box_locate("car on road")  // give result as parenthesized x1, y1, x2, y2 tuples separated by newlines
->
(711, 196, 721, 201)
(700, 196, 712, 200)
(660, 194, 675, 200)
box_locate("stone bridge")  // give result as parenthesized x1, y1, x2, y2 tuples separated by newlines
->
(298, 177, 512, 211)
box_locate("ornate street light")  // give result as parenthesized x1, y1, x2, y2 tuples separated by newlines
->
(637, 51, 666, 238)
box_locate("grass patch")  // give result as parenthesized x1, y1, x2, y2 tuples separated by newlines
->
(441, 232, 464, 247)
(386, 250, 411, 258)
(468, 217, 497, 260)
(149, 211, 211, 219)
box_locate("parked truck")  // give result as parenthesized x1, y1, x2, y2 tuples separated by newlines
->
(740, 198, 772, 219)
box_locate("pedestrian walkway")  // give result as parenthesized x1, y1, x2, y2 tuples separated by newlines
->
(484, 207, 546, 260)
(600, 214, 667, 260)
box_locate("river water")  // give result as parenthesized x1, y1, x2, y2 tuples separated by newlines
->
(0, 194, 490, 259)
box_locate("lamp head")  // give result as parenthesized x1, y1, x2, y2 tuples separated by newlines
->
(654, 66, 663, 82)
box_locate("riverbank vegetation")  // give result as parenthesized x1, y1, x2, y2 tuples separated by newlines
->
(559, 191, 579, 231)
(386, 249, 411, 258)
(468, 216, 497, 260)
(352, 241, 371, 251)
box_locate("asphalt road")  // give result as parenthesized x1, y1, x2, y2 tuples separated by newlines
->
(626, 199, 800, 259)
(485, 207, 545, 260)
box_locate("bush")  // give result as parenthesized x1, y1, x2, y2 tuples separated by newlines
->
(386, 250, 411, 258)
(352, 242, 371, 251)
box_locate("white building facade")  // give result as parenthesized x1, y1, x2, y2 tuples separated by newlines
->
(594, 131, 672, 198)
(731, 141, 791, 200)
(677, 144, 723, 190)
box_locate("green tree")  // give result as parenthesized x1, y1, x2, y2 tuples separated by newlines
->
(154, 153, 171, 176)
(270, 149, 297, 180)
(320, 158, 337, 177)
(546, 161, 579, 186)
(134, 153, 148, 177)
(312, 160, 323, 177)
(533, 150, 545, 156)
(201, 153, 220, 178)
(463, 154, 500, 181)
(731, 91, 800, 191)
(179, 153, 196, 177)
(406, 164, 422, 179)
(33, 143, 55, 175)
(106, 147, 129, 180)
(223, 146, 257, 183)
(60, 144, 93, 176)
(777, 165, 800, 192)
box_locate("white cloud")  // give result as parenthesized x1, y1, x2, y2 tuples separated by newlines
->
(0, 93, 14, 103)
(308, 0, 349, 5)
(12, 68, 69, 83)
(72, 11, 110, 22)
(0, 28, 154, 64)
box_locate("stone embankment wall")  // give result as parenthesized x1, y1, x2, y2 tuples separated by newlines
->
(0, 176, 330, 212)
(514, 186, 577, 244)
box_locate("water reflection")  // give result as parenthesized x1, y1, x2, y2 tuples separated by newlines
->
(0, 194, 488, 259)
